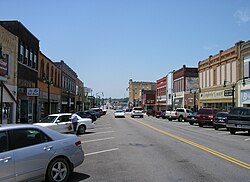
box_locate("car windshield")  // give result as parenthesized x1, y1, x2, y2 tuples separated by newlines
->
(216, 112, 228, 117)
(116, 110, 124, 113)
(133, 108, 142, 111)
(40, 116, 58, 123)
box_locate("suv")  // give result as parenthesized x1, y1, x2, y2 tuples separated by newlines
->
(131, 107, 144, 118)
(196, 108, 218, 127)
(226, 107, 250, 135)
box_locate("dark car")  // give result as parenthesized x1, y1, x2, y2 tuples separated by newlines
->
(86, 109, 101, 118)
(146, 109, 155, 116)
(227, 107, 250, 135)
(213, 112, 229, 130)
(76, 111, 97, 122)
(196, 108, 219, 127)
(155, 110, 166, 119)
(187, 112, 197, 125)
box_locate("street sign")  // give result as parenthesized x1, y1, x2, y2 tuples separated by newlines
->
(27, 88, 40, 96)
(224, 89, 233, 96)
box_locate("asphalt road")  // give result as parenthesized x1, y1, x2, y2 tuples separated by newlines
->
(72, 110, 250, 182)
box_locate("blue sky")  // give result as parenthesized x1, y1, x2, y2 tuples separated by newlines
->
(1, 0, 250, 98)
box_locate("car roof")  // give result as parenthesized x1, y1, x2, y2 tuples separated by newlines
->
(199, 108, 218, 110)
(48, 113, 72, 116)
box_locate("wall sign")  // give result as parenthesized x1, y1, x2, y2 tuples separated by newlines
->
(27, 88, 39, 96)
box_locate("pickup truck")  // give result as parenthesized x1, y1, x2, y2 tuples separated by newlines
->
(165, 108, 192, 122)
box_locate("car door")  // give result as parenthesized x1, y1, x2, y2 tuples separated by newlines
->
(0, 131, 15, 182)
(56, 115, 72, 133)
(10, 128, 56, 181)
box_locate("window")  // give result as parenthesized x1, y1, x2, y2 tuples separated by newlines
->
(33, 53, 37, 70)
(0, 131, 8, 153)
(221, 65, 225, 84)
(19, 44, 24, 63)
(24, 48, 28, 64)
(55, 70, 57, 86)
(46, 63, 49, 79)
(51, 66, 54, 82)
(29, 50, 33, 67)
(9, 128, 52, 150)
(226, 62, 230, 82)
(216, 66, 220, 85)
(40, 59, 44, 78)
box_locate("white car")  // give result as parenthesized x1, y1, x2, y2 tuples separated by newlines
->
(131, 107, 144, 118)
(114, 110, 125, 118)
(34, 113, 94, 134)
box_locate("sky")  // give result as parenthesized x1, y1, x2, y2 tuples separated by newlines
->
(0, 0, 250, 98)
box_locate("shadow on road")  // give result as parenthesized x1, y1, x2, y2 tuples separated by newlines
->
(70, 172, 90, 181)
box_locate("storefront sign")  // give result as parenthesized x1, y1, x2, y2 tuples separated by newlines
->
(241, 90, 250, 103)
(200, 90, 226, 100)
(224, 89, 233, 96)
(27, 88, 39, 96)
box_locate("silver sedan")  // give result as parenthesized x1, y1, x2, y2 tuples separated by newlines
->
(0, 124, 84, 182)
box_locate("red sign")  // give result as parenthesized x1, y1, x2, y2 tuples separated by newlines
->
(0, 54, 8, 78)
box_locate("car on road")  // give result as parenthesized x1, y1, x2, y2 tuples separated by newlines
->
(196, 108, 219, 127)
(0, 124, 84, 182)
(114, 109, 125, 118)
(187, 112, 198, 125)
(35, 113, 94, 135)
(226, 107, 250, 135)
(76, 111, 97, 122)
(165, 108, 192, 122)
(131, 107, 144, 118)
(213, 111, 229, 130)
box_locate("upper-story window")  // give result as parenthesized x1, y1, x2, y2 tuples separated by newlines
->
(46, 63, 49, 79)
(24, 48, 28, 64)
(51, 67, 54, 82)
(19, 44, 24, 63)
(28, 50, 33, 67)
(55, 69, 57, 86)
(33, 53, 37, 70)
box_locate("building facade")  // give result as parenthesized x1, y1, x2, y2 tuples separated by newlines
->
(75, 78, 84, 111)
(0, 21, 39, 123)
(198, 41, 242, 111)
(141, 90, 156, 111)
(0, 25, 18, 124)
(54, 60, 77, 113)
(156, 76, 166, 111)
(38, 51, 61, 119)
(173, 65, 198, 110)
(128, 79, 156, 108)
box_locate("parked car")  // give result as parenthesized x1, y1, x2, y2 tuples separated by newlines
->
(213, 112, 229, 130)
(131, 107, 144, 118)
(196, 108, 219, 127)
(90, 108, 105, 116)
(165, 108, 192, 122)
(226, 107, 250, 135)
(86, 109, 101, 118)
(76, 111, 97, 122)
(187, 112, 198, 125)
(114, 109, 125, 118)
(35, 113, 94, 135)
(155, 110, 166, 119)
(146, 109, 155, 116)
(0, 124, 84, 182)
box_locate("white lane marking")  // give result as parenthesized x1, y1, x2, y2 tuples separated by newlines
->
(82, 137, 115, 143)
(88, 131, 115, 135)
(94, 126, 113, 130)
(245, 138, 250, 141)
(217, 132, 229, 135)
(85, 148, 119, 156)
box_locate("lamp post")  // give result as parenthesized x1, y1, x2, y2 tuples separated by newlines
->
(0, 45, 5, 124)
(190, 89, 197, 112)
(223, 77, 248, 108)
(43, 76, 53, 115)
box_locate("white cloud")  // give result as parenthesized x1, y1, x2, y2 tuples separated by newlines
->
(234, 8, 250, 25)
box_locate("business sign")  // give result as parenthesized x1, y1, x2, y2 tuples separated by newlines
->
(0, 54, 8, 80)
(224, 89, 233, 96)
(27, 88, 39, 96)
(241, 90, 250, 103)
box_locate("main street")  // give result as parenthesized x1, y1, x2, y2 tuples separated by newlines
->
(72, 111, 250, 182)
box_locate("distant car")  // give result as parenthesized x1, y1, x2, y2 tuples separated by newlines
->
(196, 108, 219, 127)
(91, 108, 105, 116)
(146, 109, 155, 116)
(35, 113, 94, 135)
(86, 109, 101, 118)
(0, 124, 84, 182)
(213, 112, 229, 130)
(114, 110, 125, 118)
(187, 112, 198, 125)
(155, 110, 166, 119)
(131, 107, 144, 118)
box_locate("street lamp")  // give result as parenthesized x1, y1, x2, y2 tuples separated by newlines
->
(42, 76, 53, 115)
(223, 77, 248, 108)
(0, 45, 5, 124)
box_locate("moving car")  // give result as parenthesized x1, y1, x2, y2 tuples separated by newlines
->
(0, 124, 84, 182)
(114, 109, 125, 118)
(213, 112, 229, 130)
(226, 107, 250, 135)
(35, 113, 94, 135)
(131, 107, 144, 118)
(196, 108, 219, 127)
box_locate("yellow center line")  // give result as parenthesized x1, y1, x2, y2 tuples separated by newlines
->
(130, 118, 250, 170)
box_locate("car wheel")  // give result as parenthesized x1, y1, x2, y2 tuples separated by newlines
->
(199, 123, 203, 127)
(214, 126, 218, 130)
(168, 119, 172, 121)
(77, 125, 86, 135)
(46, 158, 70, 182)
(189, 122, 194, 125)
(229, 129, 236, 135)
(178, 116, 183, 122)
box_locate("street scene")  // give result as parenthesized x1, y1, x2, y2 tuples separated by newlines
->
(0, 1, 250, 182)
